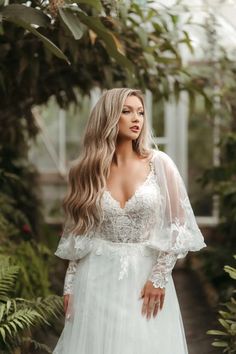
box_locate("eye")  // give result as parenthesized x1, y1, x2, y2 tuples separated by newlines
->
(138, 111, 144, 116)
(122, 110, 130, 114)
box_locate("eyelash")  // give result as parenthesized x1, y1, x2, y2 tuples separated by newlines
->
(122, 110, 144, 116)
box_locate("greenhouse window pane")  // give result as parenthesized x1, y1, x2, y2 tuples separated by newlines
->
(188, 94, 214, 216)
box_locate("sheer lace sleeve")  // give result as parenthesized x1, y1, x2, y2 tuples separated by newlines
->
(148, 251, 178, 288)
(146, 150, 207, 258)
(63, 260, 79, 295)
(146, 150, 207, 288)
(54, 218, 94, 261)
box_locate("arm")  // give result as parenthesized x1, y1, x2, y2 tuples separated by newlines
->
(63, 260, 79, 295)
(147, 251, 178, 288)
(147, 153, 183, 289)
(141, 151, 207, 319)
(141, 250, 177, 319)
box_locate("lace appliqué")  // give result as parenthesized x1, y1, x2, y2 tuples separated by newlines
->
(63, 260, 78, 295)
(97, 161, 162, 244)
(93, 238, 155, 281)
(119, 254, 129, 280)
(169, 218, 206, 258)
(148, 251, 178, 288)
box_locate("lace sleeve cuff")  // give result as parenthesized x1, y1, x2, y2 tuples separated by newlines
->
(63, 260, 79, 295)
(147, 251, 178, 289)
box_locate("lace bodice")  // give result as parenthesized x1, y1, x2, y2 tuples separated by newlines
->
(62, 160, 178, 295)
(96, 160, 161, 243)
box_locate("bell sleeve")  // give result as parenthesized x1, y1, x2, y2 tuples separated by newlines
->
(146, 150, 207, 288)
(54, 218, 94, 261)
(54, 218, 94, 295)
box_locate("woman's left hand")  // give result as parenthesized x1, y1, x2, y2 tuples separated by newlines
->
(139, 280, 165, 319)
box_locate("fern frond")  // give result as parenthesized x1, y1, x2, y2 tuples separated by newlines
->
(0, 308, 44, 342)
(33, 295, 63, 323)
(0, 253, 63, 351)
(0, 256, 19, 299)
(0, 299, 17, 322)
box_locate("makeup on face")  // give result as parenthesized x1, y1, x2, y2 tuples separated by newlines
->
(118, 97, 144, 138)
(122, 104, 144, 117)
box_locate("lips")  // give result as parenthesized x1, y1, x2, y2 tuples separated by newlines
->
(130, 125, 140, 131)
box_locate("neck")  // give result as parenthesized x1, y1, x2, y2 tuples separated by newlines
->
(113, 139, 137, 166)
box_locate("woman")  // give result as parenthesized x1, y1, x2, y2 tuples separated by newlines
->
(53, 88, 207, 354)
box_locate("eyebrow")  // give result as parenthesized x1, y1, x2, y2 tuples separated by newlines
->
(123, 105, 144, 110)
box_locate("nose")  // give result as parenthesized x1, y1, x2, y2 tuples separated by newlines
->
(131, 111, 140, 121)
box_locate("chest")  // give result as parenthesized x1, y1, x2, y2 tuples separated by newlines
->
(102, 172, 161, 216)
(96, 177, 162, 243)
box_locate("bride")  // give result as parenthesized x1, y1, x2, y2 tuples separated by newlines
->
(53, 87, 207, 354)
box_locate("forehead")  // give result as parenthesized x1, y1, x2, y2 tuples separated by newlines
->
(123, 95, 143, 109)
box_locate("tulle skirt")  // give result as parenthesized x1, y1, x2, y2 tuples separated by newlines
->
(53, 237, 188, 354)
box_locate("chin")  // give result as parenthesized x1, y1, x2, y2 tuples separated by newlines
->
(117, 131, 140, 140)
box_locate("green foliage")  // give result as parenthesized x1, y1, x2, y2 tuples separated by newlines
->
(191, 48, 236, 293)
(0, 255, 19, 300)
(197, 247, 235, 300)
(0, 152, 43, 238)
(207, 255, 236, 353)
(0, 1, 125, 65)
(0, 1, 205, 154)
(198, 117, 236, 259)
(1, 239, 53, 299)
(0, 168, 57, 299)
(0, 192, 26, 240)
(0, 254, 63, 353)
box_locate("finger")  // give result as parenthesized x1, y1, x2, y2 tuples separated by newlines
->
(64, 298, 68, 314)
(141, 294, 150, 316)
(65, 299, 72, 321)
(64, 295, 71, 315)
(153, 297, 161, 318)
(153, 303, 159, 318)
(160, 294, 165, 310)
(147, 297, 155, 319)
(64, 304, 68, 314)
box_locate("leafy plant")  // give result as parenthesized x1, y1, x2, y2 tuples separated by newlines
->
(0, 0, 206, 154)
(199, 119, 236, 252)
(0, 1, 128, 66)
(0, 254, 63, 353)
(189, 15, 236, 294)
(1, 239, 53, 299)
(0, 152, 43, 238)
(207, 255, 236, 353)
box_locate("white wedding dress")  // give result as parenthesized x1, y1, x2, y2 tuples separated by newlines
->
(53, 151, 206, 354)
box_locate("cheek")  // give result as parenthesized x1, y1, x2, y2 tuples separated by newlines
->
(118, 116, 129, 129)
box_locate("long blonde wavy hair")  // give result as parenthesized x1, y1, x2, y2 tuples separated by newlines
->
(63, 88, 157, 235)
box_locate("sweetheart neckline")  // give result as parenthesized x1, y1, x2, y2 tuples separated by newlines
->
(104, 161, 155, 211)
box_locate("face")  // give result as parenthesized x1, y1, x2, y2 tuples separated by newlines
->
(117, 95, 144, 141)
